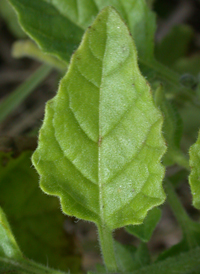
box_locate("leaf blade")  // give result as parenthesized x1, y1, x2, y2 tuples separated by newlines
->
(9, 0, 83, 62)
(32, 7, 166, 230)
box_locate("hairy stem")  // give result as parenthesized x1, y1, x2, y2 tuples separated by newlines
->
(98, 224, 118, 273)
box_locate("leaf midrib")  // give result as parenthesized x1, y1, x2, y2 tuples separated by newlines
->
(98, 11, 107, 228)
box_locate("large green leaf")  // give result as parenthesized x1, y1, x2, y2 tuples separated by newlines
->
(9, 0, 155, 62)
(189, 131, 200, 209)
(32, 7, 166, 231)
(0, 150, 81, 273)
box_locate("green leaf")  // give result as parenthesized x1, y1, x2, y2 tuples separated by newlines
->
(189, 130, 200, 209)
(32, 7, 166, 230)
(9, 0, 155, 62)
(95, 0, 156, 60)
(125, 207, 161, 242)
(9, 0, 83, 62)
(0, 151, 81, 273)
(0, 207, 23, 260)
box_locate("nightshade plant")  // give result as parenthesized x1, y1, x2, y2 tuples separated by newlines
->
(1, 0, 200, 273)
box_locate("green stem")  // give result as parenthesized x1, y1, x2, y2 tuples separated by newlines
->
(165, 180, 197, 248)
(0, 64, 51, 123)
(98, 224, 118, 273)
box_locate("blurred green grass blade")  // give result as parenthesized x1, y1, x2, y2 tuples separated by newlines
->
(0, 64, 51, 123)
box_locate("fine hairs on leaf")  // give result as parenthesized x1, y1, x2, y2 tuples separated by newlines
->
(32, 6, 166, 272)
